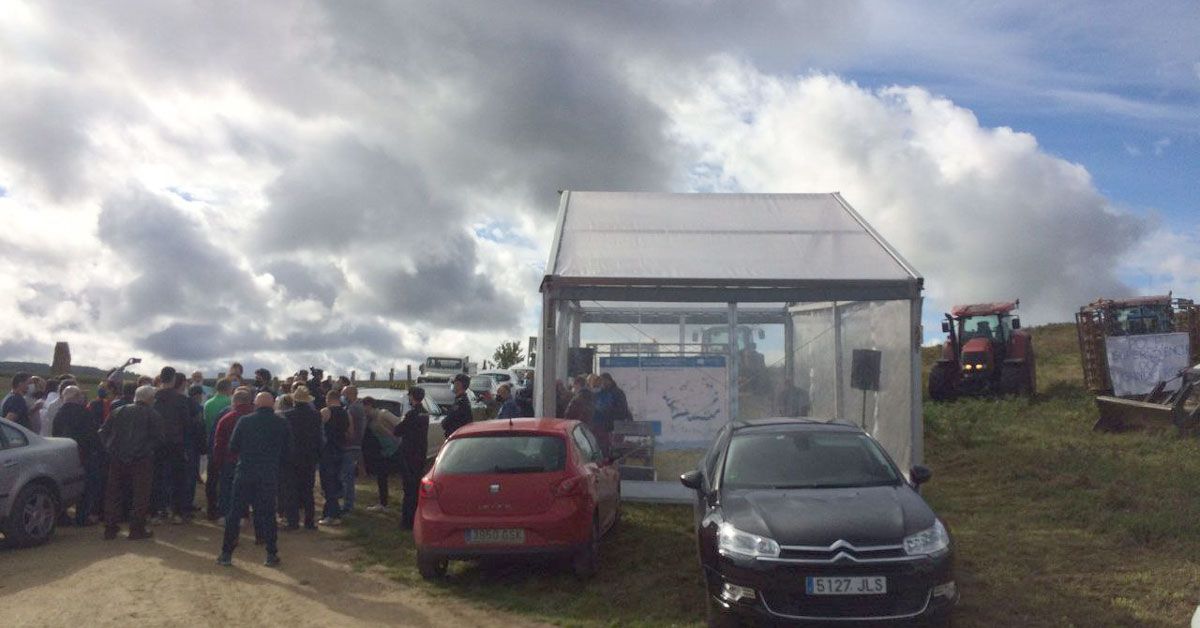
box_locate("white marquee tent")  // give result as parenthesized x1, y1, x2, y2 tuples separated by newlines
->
(536, 191, 924, 501)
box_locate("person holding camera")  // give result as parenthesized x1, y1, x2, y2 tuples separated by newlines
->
(442, 373, 473, 438)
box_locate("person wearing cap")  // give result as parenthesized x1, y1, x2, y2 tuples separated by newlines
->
(394, 386, 429, 529)
(442, 373, 473, 438)
(217, 392, 292, 567)
(100, 385, 164, 540)
(281, 385, 322, 530)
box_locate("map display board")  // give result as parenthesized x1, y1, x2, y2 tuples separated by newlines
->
(599, 355, 728, 448)
(1105, 332, 1191, 396)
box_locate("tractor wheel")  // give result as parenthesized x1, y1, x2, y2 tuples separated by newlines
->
(929, 362, 956, 401)
(1001, 362, 1029, 396)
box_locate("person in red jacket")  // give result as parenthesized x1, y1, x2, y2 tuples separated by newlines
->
(212, 387, 254, 521)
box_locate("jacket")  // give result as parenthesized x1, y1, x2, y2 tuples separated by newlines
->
(394, 408, 429, 474)
(153, 388, 191, 445)
(229, 407, 291, 473)
(442, 393, 472, 438)
(283, 403, 323, 467)
(212, 402, 254, 468)
(99, 403, 163, 464)
(496, 397, 520, 420)
(53, 402, 103, 461)
(592, 388, 617, 433)
(564, 389, 595, 426)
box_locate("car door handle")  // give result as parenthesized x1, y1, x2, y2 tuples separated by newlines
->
(2, 460, 17, 468)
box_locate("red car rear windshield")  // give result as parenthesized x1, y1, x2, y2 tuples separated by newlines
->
(438, 434, 566, 474)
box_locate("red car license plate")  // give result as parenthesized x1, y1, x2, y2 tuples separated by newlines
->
(465, 528, 525, 544)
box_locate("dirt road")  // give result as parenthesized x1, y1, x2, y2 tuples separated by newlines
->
(0, 519, 545, 627)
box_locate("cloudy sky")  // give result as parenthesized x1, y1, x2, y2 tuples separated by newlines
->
(1, 1, 1197, 377)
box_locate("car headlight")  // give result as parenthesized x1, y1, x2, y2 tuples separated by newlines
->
(904, 519, 950, 556)
(717, 522, 780, 559)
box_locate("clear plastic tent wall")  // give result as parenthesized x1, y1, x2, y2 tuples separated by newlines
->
(536, 192, 923, 500)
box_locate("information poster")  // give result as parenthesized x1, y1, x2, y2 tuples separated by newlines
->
(599, 355, 728, 448)
(1105, 332, 1191, 396)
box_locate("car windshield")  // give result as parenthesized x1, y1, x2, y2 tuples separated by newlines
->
(437, 435, 566, 474)
(721, 431, 901, 490)
(470, 375, 493, 388)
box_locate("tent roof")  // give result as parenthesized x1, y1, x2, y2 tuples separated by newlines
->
(542, 192, 921, 303)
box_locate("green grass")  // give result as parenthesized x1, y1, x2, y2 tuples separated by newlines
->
(344, 322, 1200, 627)
(920, 323, 1200, 627)
(343, 498, 703, 627)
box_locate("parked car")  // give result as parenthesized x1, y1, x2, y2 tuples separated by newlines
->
(681, 419, 957, 627)
(414, 418, 620, 580)
(0, 418, 85, 547)
(468, 374, 501, 404)
(357, 388, 447, 462)
(424, 384, 490, 422)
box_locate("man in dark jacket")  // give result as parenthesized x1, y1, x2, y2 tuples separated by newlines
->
(563, 375, 594, 425)
(99, 385, 163, 540)
(395, 387, 430, 529)
(218, 392, 292, 567)
(281, 386, 322, 530)
(152, 366, 193, 523)
(442, 374, 473, 438)
(53, 386, 104, 526)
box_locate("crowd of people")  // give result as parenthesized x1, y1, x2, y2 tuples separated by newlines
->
(0, 361, 632, 566)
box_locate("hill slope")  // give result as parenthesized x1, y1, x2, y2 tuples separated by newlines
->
(920, 323, 1200, 626)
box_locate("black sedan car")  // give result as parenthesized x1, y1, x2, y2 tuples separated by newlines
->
(681, 419, 957, 626)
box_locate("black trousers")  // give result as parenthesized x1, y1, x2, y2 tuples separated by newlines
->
(280, 461, 317, 527)
(222, 470, 278, 556)
(399, 458, 421, 528)
(205, 455, 221, 519)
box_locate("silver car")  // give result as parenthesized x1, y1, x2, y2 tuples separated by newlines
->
(1, 418, 84, 547)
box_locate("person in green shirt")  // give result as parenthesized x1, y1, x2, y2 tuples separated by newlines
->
(203, 378, 233, 520)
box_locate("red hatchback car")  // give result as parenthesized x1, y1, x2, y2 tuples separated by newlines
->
(414, 418, 621, 579)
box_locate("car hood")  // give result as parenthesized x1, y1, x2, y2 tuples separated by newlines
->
(720, 484, 936, 547)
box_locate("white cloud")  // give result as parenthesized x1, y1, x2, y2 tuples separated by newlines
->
(642, 59, 1148, 324)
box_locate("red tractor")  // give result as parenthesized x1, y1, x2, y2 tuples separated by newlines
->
(929, 301, 1036, 401)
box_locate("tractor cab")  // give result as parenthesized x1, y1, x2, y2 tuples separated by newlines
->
(930, 300, 1036, 401)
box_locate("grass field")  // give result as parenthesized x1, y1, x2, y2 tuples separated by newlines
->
(344, 322, 1200, 627)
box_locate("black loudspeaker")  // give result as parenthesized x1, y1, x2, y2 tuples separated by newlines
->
(851, 349, 881, 391)
(568, 347, 596, 377)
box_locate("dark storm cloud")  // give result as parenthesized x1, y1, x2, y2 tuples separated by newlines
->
(0, 78, 102, 199)
(140, 320, 402, 362)
(263, 260, 344, 307)
(359, 235, 522, 330)
(258, 137, 452, 253)
(96, 185, 264, 325)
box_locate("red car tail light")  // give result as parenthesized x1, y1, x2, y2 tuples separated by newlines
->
(420, 478, 439, 500)
(552, 476, 584, 497)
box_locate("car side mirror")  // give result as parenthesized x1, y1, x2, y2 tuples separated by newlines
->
(910, 465, 933, 486)
(1011, 317, 1021, 330)
(941, 321, 951, 334)
(680, 469, 704, 490)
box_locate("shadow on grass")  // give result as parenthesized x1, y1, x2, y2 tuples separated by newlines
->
(344, 498, 704, 628)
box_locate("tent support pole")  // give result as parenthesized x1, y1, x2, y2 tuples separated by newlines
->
(833, 301, 844, 420)
(679, 315, 687, 356)
(784, 305, 795, 415)
(910, 296, 924, 467)
(728, 302, 739, 422)
(538, 292, 557, 418)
